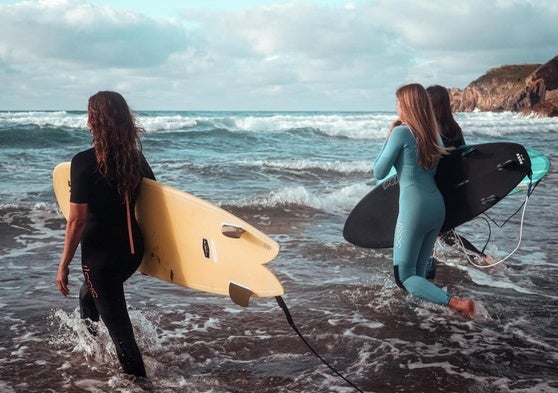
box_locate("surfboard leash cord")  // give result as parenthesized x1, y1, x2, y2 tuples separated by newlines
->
(458, 179, 536, 269)
(275, 296, 364, 393)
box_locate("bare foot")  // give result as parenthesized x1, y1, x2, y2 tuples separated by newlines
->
(448, 297, 475, 318)
(483, 255, 495, 264)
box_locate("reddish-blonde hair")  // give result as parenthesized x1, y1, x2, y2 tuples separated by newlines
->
(396, 83, 444, 169)
(87, 91, 144, 199)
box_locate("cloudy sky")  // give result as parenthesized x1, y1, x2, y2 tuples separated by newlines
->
(0, 0, 556, 111)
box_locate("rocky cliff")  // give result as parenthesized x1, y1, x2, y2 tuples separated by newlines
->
(449, 55, 558, 117)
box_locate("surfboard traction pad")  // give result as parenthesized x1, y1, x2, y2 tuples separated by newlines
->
(343, 142, 532, 249)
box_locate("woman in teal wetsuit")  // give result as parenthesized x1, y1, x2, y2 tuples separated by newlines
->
(374, 83, 474, 317)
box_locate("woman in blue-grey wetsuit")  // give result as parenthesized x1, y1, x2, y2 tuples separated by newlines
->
(374, 83, 474, 317)
(56, 91, 155, 377)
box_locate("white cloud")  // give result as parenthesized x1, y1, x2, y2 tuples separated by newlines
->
(0, 0, 556, 110)
(171, 3, 413, 108)
(366, 0, 558, 87)
(0, 0, 187, 67)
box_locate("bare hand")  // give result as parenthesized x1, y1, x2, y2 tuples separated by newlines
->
(56, 265, 70, 296)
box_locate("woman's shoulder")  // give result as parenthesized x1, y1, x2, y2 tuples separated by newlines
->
(391, 124, 414, 140)
(392, 124, 410, 132)
(71, 148, 96, 167)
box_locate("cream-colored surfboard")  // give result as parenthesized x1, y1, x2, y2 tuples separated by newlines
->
(52, 162, 284, 306)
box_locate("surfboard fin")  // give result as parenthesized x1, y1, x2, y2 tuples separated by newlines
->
(229, 282, 253, 307)
(481, 195, 499, 205)
(497, 159, 519, 170)
(222, 224, 246, 239)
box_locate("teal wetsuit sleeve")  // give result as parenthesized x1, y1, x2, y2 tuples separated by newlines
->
(373, 126, 407, 180)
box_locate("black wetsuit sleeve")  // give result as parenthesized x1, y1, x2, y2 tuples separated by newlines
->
(70, 150, 94, 204)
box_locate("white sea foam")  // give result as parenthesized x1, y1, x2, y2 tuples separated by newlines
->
(0, 203, 65, 260)
(0, 382, 16, 393)
(0, 110, 87, 129)
(2, 110, 557, 140)
(232, 113, 392, 139)
(1, 109, 556, 392)
(456, 111, 558, 136)
(136, 110, 558, 140)
(236, 158, 373, 174)
(245, 183, 370, 213)
(136, 114, 198, 131)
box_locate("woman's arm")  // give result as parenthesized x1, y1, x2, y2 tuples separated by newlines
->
(373, 125, 406, 180)
(56, 202, 88, 296)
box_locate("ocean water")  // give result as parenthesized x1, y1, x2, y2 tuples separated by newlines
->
(0, 110, 557, 393)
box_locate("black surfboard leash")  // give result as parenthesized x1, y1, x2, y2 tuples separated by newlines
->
(460, 177, 539, 255)
(483, 177, 539, 229)
(275, 296, 364, 393)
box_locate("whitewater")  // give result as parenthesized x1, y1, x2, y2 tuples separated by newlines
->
(1, 110, 557, 392)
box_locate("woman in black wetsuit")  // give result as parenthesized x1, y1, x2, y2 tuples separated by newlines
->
(426, 85, 494, 267)
(56, 91, 155, 378)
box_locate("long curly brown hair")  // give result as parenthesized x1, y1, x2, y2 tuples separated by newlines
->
(87, 91, 144, 199)
(396, 83, 444, 169)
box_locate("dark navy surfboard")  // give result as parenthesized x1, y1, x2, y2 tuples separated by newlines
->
(343, 142, 532, 249)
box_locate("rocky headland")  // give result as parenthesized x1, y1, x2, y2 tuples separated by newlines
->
(449, 55, 558, 117)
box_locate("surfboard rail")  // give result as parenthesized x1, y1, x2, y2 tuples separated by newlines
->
(344, 142, 533, 249)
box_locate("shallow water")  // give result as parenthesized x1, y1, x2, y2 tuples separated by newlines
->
(1, 110, 557, 392)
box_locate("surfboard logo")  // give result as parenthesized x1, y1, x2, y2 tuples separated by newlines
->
(202, 238, 210, 259)
(82, 265, 98, 298)
(394, 223, 404, 248)
(382, 175, 399, 190)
